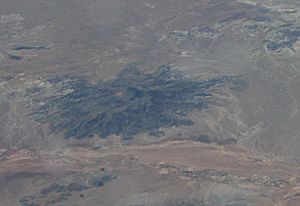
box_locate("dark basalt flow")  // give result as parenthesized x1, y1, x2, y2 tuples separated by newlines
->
(31, 65, 238, 140)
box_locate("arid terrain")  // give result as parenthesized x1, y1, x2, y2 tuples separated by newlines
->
(1, 0, 300, 205)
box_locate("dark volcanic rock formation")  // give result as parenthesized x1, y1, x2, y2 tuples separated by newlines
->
(31, 65, 237, 139)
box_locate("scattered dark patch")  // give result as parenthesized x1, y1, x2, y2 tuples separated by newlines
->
(265, 27, 300, 52)
(220, 12, 248, 23)
(208, 196, 248, 206)
(244, 24, 258, 30)
(25, 86, 43, 95)
(0, 49, 22, 60)
(67, 182, 85, 192)
(294, 192, 300, 197)
(0, 171, 47, 184)
(87, 172, 117, 187)
(48, 193, 70, 204)
(3, 75, 13, 80)
(252, 15, 270, 22)
(192, 135, 211, 143)
(198, 26, 214, 33)
(192, 135, 237, 145)
(164, 166, 289, 189)
(40, 183, 66, 195)
(217, 138, 237, 145)
(167, 199, 205, 206)
(224, 202, 247, 206)
(14, 46, 49, 51)
(169, 31, 194, 41)
(19, 172, 117, 206)
(8, 54, 22, 60)
(31, 65, 237, 139)
(230, 78, 248, 92)
(256, 7, 271, 14)
(20, 182, 85, 205)
(149, 130, 165, 137)
(19, 196, 38, 206)
(40, 182, 86, 196)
